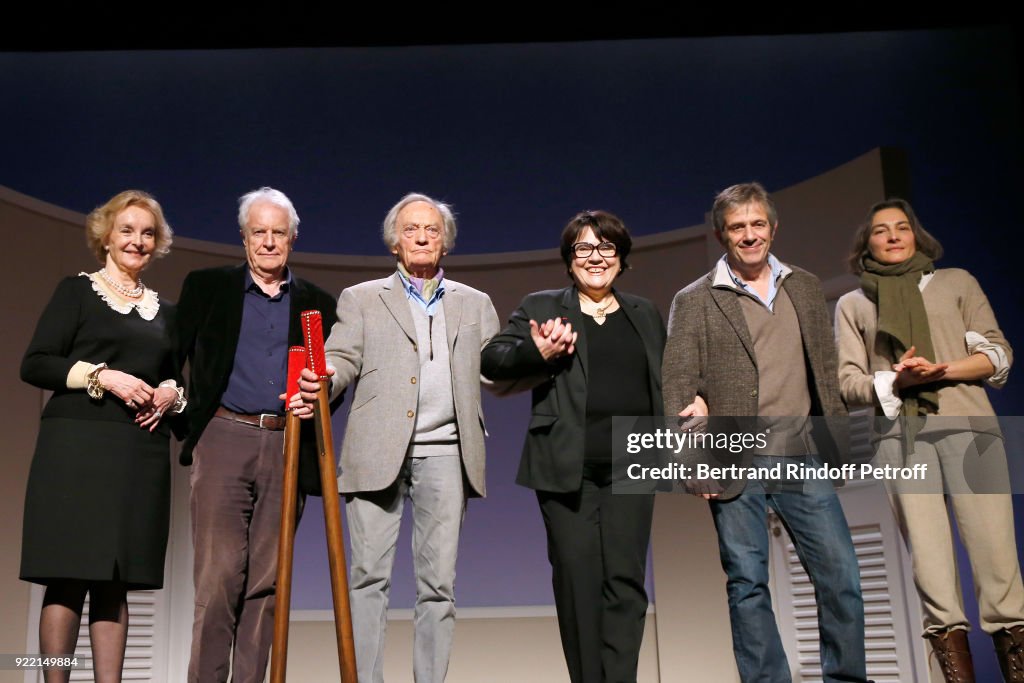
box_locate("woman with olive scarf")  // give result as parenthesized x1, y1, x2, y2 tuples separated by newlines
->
(835, 198, 1024, 683)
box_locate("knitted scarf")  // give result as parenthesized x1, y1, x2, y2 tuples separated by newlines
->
(860, 251, 937, 452)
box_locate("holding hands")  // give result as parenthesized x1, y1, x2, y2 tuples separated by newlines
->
(530, 318, 578, 361)
(678, 395, 717, 499)
(678, 394, 708, 432)
(685, 478, 724, 500)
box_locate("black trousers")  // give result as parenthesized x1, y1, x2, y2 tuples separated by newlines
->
(537, 466, 655, 683)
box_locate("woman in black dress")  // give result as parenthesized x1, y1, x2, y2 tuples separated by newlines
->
(482, 210, 665, 683)
(20, 190, 184, 683)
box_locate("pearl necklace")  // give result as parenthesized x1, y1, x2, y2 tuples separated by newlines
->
(99, 268, 145, 298)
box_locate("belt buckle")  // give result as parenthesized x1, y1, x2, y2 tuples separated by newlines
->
(258, 413, 273, 429)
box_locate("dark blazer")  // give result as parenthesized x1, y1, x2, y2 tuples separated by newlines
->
(661, 263, 847, 499)
(481, 286, 666, 493)
(175, 264, 339, 495)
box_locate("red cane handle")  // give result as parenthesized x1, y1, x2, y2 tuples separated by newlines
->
(301, 310, 328, 379)
(287, 346, 307, 398)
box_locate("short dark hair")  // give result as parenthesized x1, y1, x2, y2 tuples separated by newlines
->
(848, 198, 944, 274)
(559, 210, 632, 279)
(711, 182, 778, 238)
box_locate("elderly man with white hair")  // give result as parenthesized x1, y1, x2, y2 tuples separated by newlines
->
(294, 192, 500, 683)
(176, 187, 338, 683)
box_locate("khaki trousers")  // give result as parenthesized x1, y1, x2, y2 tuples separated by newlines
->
(881, 430, 1024, 635)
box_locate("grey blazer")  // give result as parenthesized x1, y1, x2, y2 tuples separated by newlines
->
(324, 272, 500, 497)
(662, 264, 846, 498)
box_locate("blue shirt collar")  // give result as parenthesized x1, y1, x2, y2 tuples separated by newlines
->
(723, 253, 785, 287)
(714, 253, 790, 310)
(396, 268, 446, 313)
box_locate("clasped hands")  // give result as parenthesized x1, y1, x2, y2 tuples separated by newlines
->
(98, 369, 177, 432)
(893, 345, 947, 389)
(530, 318, 578, 361)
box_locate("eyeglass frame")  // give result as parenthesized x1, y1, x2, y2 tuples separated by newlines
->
(571, 241, 618, 259)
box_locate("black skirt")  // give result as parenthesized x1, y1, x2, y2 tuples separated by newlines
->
(20, 417, 171, 590)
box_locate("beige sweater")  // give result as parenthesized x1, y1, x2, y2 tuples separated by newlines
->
(835, 268, 1011, 418)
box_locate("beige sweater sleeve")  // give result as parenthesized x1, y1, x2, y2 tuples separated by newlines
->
(834, 291, 877, 408)
(957, 270, 1013, 380)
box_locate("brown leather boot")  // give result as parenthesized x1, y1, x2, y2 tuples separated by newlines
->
(927, 628, 975, 683)
(994, 625, 1024, 682)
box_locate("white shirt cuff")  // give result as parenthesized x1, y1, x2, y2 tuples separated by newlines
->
(873, 371, 902, 418)
(966, 331, 1009, 387)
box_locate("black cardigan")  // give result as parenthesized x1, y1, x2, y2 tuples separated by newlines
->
(174, 264, 339, 495)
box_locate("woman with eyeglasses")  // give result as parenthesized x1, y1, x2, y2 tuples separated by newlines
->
(482, 210, 665, 683)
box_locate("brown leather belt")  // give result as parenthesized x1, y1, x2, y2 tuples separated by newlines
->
(215, 406, 286, 431)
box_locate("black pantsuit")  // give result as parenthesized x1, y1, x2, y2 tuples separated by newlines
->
(482, 286, 665, 683)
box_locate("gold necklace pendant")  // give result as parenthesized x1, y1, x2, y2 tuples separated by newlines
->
(580, 292, 614, 325)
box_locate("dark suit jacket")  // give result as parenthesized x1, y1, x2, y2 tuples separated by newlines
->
(481, 286, 666, 493)
(661, 263, 847, 499)
(175, 264, 339, 495)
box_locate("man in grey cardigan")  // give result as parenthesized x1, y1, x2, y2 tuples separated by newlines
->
(295, 193, 499, 683)
(662, 183, 867, 683)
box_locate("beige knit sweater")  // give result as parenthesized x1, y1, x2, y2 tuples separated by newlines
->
(835, 268, 1011, 418)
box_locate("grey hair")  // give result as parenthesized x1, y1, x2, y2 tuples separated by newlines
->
(238, 186, 300, 238)
(711, 182, 778, 239)
(382, 192, 457, 252)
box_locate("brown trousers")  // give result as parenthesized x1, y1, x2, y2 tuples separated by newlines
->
(188, 415, 296, 683)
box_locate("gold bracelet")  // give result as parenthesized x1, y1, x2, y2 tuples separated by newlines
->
(86, 363, 108, 400)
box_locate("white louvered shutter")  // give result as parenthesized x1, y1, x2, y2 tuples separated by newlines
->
(770, 411, 930, 683)
(66, 591, 160, 681)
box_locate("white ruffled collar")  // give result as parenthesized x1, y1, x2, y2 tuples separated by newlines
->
(80, 272, 160, 321)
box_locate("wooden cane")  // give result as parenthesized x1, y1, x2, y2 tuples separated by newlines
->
(303, 310, 358, 683)
(269, 346, 308, 683)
